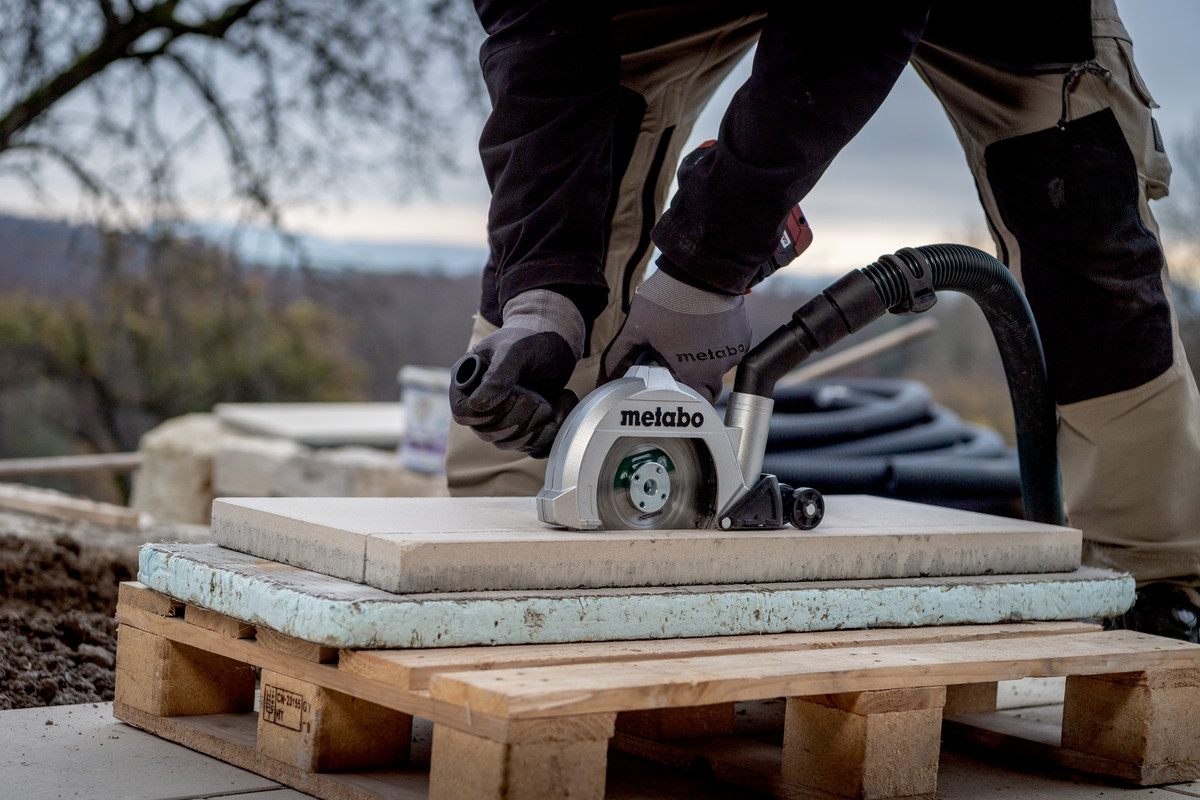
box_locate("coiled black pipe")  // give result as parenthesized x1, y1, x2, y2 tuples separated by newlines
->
(762, 450, 1021, 507)
(734, 244, 1063, 525)
(756, 377, 1019, 513)
(766, 380, 932, 447)
(786, 406, 1003, 458)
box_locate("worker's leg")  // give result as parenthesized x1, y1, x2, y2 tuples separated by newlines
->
(446, 5, 764, 496)
(911, 3, 1200, 589)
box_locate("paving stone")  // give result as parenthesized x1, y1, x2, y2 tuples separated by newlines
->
(0, 703, 301, 800)
(210, 495, 1082, 593)
(213, 435, 305, 497)
(214, 402, 404, 448)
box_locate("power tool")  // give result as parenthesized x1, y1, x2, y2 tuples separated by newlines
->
(530, 244, 1064, 532)
(536, 359, 825, 531)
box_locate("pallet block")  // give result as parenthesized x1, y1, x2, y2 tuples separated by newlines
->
(114, 624, 255, 717)
(615, 703, 735, 740)
(111, 581, 1200, 800)
(1062, 668, 1200, 781)
(258, 669, 412, 772)
(943, 682, 999, 715)
(428, 715, 615, 800)
(257, 627, 339, 663)
(782, 687, 946, 799)
(113, 584, 252, 720)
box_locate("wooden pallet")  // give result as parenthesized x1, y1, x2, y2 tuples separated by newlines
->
(112, 581, 1200, 800)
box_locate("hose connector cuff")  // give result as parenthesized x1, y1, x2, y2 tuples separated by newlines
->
(878, 247, 937, 315)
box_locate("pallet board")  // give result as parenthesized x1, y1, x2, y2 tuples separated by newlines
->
(137, 542, 1130, 648)
(337, 621, 1099, 692)
(209, 495, 1082, 593)
(112, 582, 1200, 800)
(424, 631, 1200, 718)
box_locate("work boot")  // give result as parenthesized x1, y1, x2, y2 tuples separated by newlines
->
(1103, 582, 1200, 642)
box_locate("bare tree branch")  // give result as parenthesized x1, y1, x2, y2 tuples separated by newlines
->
(96, 0, 120, 30)
(162, 50, 272, 211)
(8, 139, 126, 212)
(0, 0, 484, 228)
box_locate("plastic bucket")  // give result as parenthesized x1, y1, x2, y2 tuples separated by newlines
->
(398, 365, 452, 474)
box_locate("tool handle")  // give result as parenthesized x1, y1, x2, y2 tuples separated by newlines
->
(632, 349, 663, 369)
(452, 353, 486, 395)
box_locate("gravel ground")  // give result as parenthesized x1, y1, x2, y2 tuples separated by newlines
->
(0, 499, 210, 710)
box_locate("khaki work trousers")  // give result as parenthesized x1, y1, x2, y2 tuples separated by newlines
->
(445, 1, 1200, 584)
(446, 4, 766, 495)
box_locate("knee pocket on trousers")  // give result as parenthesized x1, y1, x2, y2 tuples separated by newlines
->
(985, 108, 1172, 404)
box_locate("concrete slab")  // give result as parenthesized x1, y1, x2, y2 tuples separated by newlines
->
(0, 702, 309, 800)
(999, 677, 1067, 710)
(214, 402, 404, 447)
(210, 495, 1082, 593)
(935, 749, 1177, 798)
(137, 542, 1131, 648)
(6, 701, 1193, 800)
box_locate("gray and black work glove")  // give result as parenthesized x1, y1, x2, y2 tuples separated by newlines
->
(450, 289, 585, 458)
(599, 270, 751, 404)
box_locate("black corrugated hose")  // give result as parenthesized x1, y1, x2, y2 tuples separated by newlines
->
(733, 244, 1064, 525)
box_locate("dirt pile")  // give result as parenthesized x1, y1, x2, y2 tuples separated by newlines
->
(0, 532, 136, 709)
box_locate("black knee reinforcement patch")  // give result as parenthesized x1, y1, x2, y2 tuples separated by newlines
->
(985, 108, 1171, 405)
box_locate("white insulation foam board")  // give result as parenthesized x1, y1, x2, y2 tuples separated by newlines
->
(137, 542, 1130, 649)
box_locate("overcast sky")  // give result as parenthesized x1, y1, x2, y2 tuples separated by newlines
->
(278, 0, 1200, 276)
(3, 2, 1197, 277)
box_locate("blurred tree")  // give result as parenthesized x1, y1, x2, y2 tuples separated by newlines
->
(0, 0, 483, 226)
(0, 234, 368, 456)
(1156, 120, 1200, 385)
(1162, 119, 1200, 283)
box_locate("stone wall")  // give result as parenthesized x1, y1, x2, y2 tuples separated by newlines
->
(130, 413, 448, 525)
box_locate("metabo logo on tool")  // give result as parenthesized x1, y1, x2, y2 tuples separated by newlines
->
(676, 343, 746, 363)
(619, 406, 705, 428)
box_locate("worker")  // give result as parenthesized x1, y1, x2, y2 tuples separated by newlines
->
(447, 1, 1200, 642)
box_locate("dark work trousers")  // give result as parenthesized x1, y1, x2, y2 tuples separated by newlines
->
(449, 2, 766, 493)
(448, 0, 1200, 587)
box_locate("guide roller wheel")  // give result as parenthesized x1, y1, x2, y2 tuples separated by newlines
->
(789, 487, 824, 530)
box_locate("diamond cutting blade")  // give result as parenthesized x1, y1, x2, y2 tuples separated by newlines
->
(596, 437, 716, 530)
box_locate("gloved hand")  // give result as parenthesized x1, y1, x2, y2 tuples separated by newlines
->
(450, 289, 584, 458)
(599, 269, 751, 403)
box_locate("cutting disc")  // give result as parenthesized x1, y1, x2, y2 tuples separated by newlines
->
(596, 437, 716, 530)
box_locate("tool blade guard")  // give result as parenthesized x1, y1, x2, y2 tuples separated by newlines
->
(536, 364, 778, 531)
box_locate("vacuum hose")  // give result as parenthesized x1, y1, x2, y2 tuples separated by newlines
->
(734, 244, 1063, 525)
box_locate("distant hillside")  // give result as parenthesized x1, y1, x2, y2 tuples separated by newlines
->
(16, 209, 1173, 449)
(0, 213, 483, 401)
(0, 212, 492, 289)
(0, 212, 835, 399)
(0, 215, 108, 298)
(177, 221, 493, 277)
